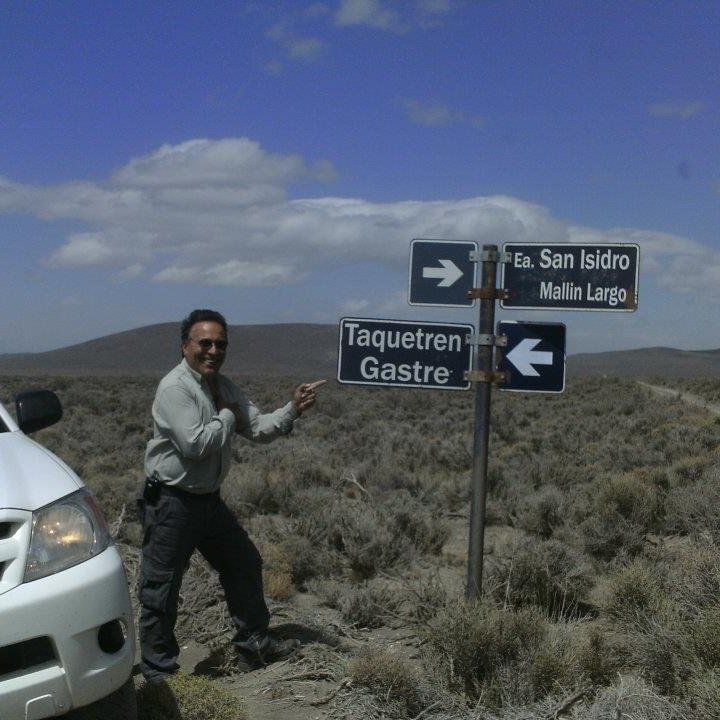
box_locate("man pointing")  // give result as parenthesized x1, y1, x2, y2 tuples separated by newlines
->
(138, 308, 324, 682)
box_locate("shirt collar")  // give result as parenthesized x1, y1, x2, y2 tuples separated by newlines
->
(181, 358, 224, 388)
(181, 357, 203, 384)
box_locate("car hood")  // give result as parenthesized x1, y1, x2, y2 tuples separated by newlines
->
(0, 431, 83, 511)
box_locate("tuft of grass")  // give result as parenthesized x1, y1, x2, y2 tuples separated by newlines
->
(486, 536, 594, 617)
(310, 577, 402, 629)
(577, 675, 688, 720)
(515, 485, 565, 539)
(423, 599, 549, 704)
(259, 541, 295, 600)
(136, 672, 246, 720)
(599, 557, 663, 623)
(685, 668, 720, 720)
(350, 648, 428, 717)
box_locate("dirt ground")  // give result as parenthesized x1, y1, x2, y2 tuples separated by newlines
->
(637, 380, 720, 415)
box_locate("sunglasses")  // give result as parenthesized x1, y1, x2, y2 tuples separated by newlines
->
(191, 338, 228, 351)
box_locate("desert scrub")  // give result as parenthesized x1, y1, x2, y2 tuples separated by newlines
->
(350, 648, 431, 718)
(573, 471, 663, 560)
(664, 476, 720, 542)
(515, 485, 565, 539)
(685, 668, 720, 720)
(136, 672, 246, 720)
(572, 675, 688, 720)
(289, 488, 434, 578)
(486, 536, 594, 618)
(423, 599, 549, 705)
(598, 557, 664, 624)
(310, 577, 402, 629)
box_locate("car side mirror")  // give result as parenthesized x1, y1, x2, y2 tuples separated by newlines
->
(15, 390, 63, 434)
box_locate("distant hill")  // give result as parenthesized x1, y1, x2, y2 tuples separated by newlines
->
(568, 346, 720, 378)
(1, 324, 719, 379)
(0, 323, 338, 377)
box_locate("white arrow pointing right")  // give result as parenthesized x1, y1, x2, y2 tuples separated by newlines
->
(506, 338, 553, 376)
(422, 259, 463, 287)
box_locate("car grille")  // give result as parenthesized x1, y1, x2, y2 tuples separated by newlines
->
(0, 636, 56, 678)
(0, 509, 33, 596)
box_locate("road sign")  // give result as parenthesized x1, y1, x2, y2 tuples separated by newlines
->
(501, 243, 639, 311)
(497, 321, 566, 393)
(408, 239, 478, 307)
(337, 317, 474, 390)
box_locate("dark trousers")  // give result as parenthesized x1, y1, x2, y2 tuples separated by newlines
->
(137, 485, 270, 681)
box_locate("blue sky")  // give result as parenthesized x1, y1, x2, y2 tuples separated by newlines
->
(1, 0, 718, 355)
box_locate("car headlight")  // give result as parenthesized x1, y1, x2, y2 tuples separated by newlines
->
(24, 489, 111, 583)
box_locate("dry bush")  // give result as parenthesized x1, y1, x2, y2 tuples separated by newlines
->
(309, 577, 402, 629)
(486, 536, 594, 618)
(136, 672, 245, 720)
(571, 471, 663, 561)
(350, 648, 429, 717)
(401, 572, 453, 624)
(685, 668, 720, 720)
(597, 557, 664, 624)
(572, 675, 688, 720)
(515, 485, 566, 539)
(259, 541, 295, 600)
(423, 599, 549, 704)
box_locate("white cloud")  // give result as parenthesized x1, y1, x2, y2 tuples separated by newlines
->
(335, 0, 401, 29)
(401, 98, 485, 128)
(153, 260, 298, 287)
(112, 264, 145, 282)
(265, 19, 325, 64)
(263, 60, 284, 76)
(335, 0, 452, 31)
(112, 138, 332, 188)
(647, 101, 705, 118)
(287, 37, 325, 60)
(1, 136, 716, 302)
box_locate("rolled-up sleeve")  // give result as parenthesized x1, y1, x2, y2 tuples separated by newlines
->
(154, 384, 236, 459)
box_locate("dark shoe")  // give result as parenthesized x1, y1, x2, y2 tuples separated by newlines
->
(235, 633, 299, 672)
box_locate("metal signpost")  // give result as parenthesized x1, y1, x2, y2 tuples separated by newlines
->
(501, 243, 639, 311)
(408, 238, 478, 307)
(337, 317, 474, 390)
(337, 238, 639, 601)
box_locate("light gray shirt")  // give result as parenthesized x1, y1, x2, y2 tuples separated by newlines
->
(144, 359, 298, 494)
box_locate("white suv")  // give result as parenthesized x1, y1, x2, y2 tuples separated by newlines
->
(0, 390, 136, 719)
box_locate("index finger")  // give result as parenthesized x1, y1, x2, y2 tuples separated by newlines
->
(307, 380, 327, 391)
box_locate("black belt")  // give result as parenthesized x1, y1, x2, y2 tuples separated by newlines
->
(144, 478, 219, 502)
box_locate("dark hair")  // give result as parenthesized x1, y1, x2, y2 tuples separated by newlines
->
(180, 309, 228, 342)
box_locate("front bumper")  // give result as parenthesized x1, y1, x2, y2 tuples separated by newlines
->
(0, 546, 135, 719)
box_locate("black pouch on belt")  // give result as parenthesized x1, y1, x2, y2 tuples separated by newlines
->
(143, 477, 162, 504)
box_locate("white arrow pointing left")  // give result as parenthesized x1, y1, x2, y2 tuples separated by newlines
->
(422, 259, 463, 287)
(506, 339, 553, 377)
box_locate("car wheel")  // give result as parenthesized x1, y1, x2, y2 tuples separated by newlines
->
(64, 677, 137, 720)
